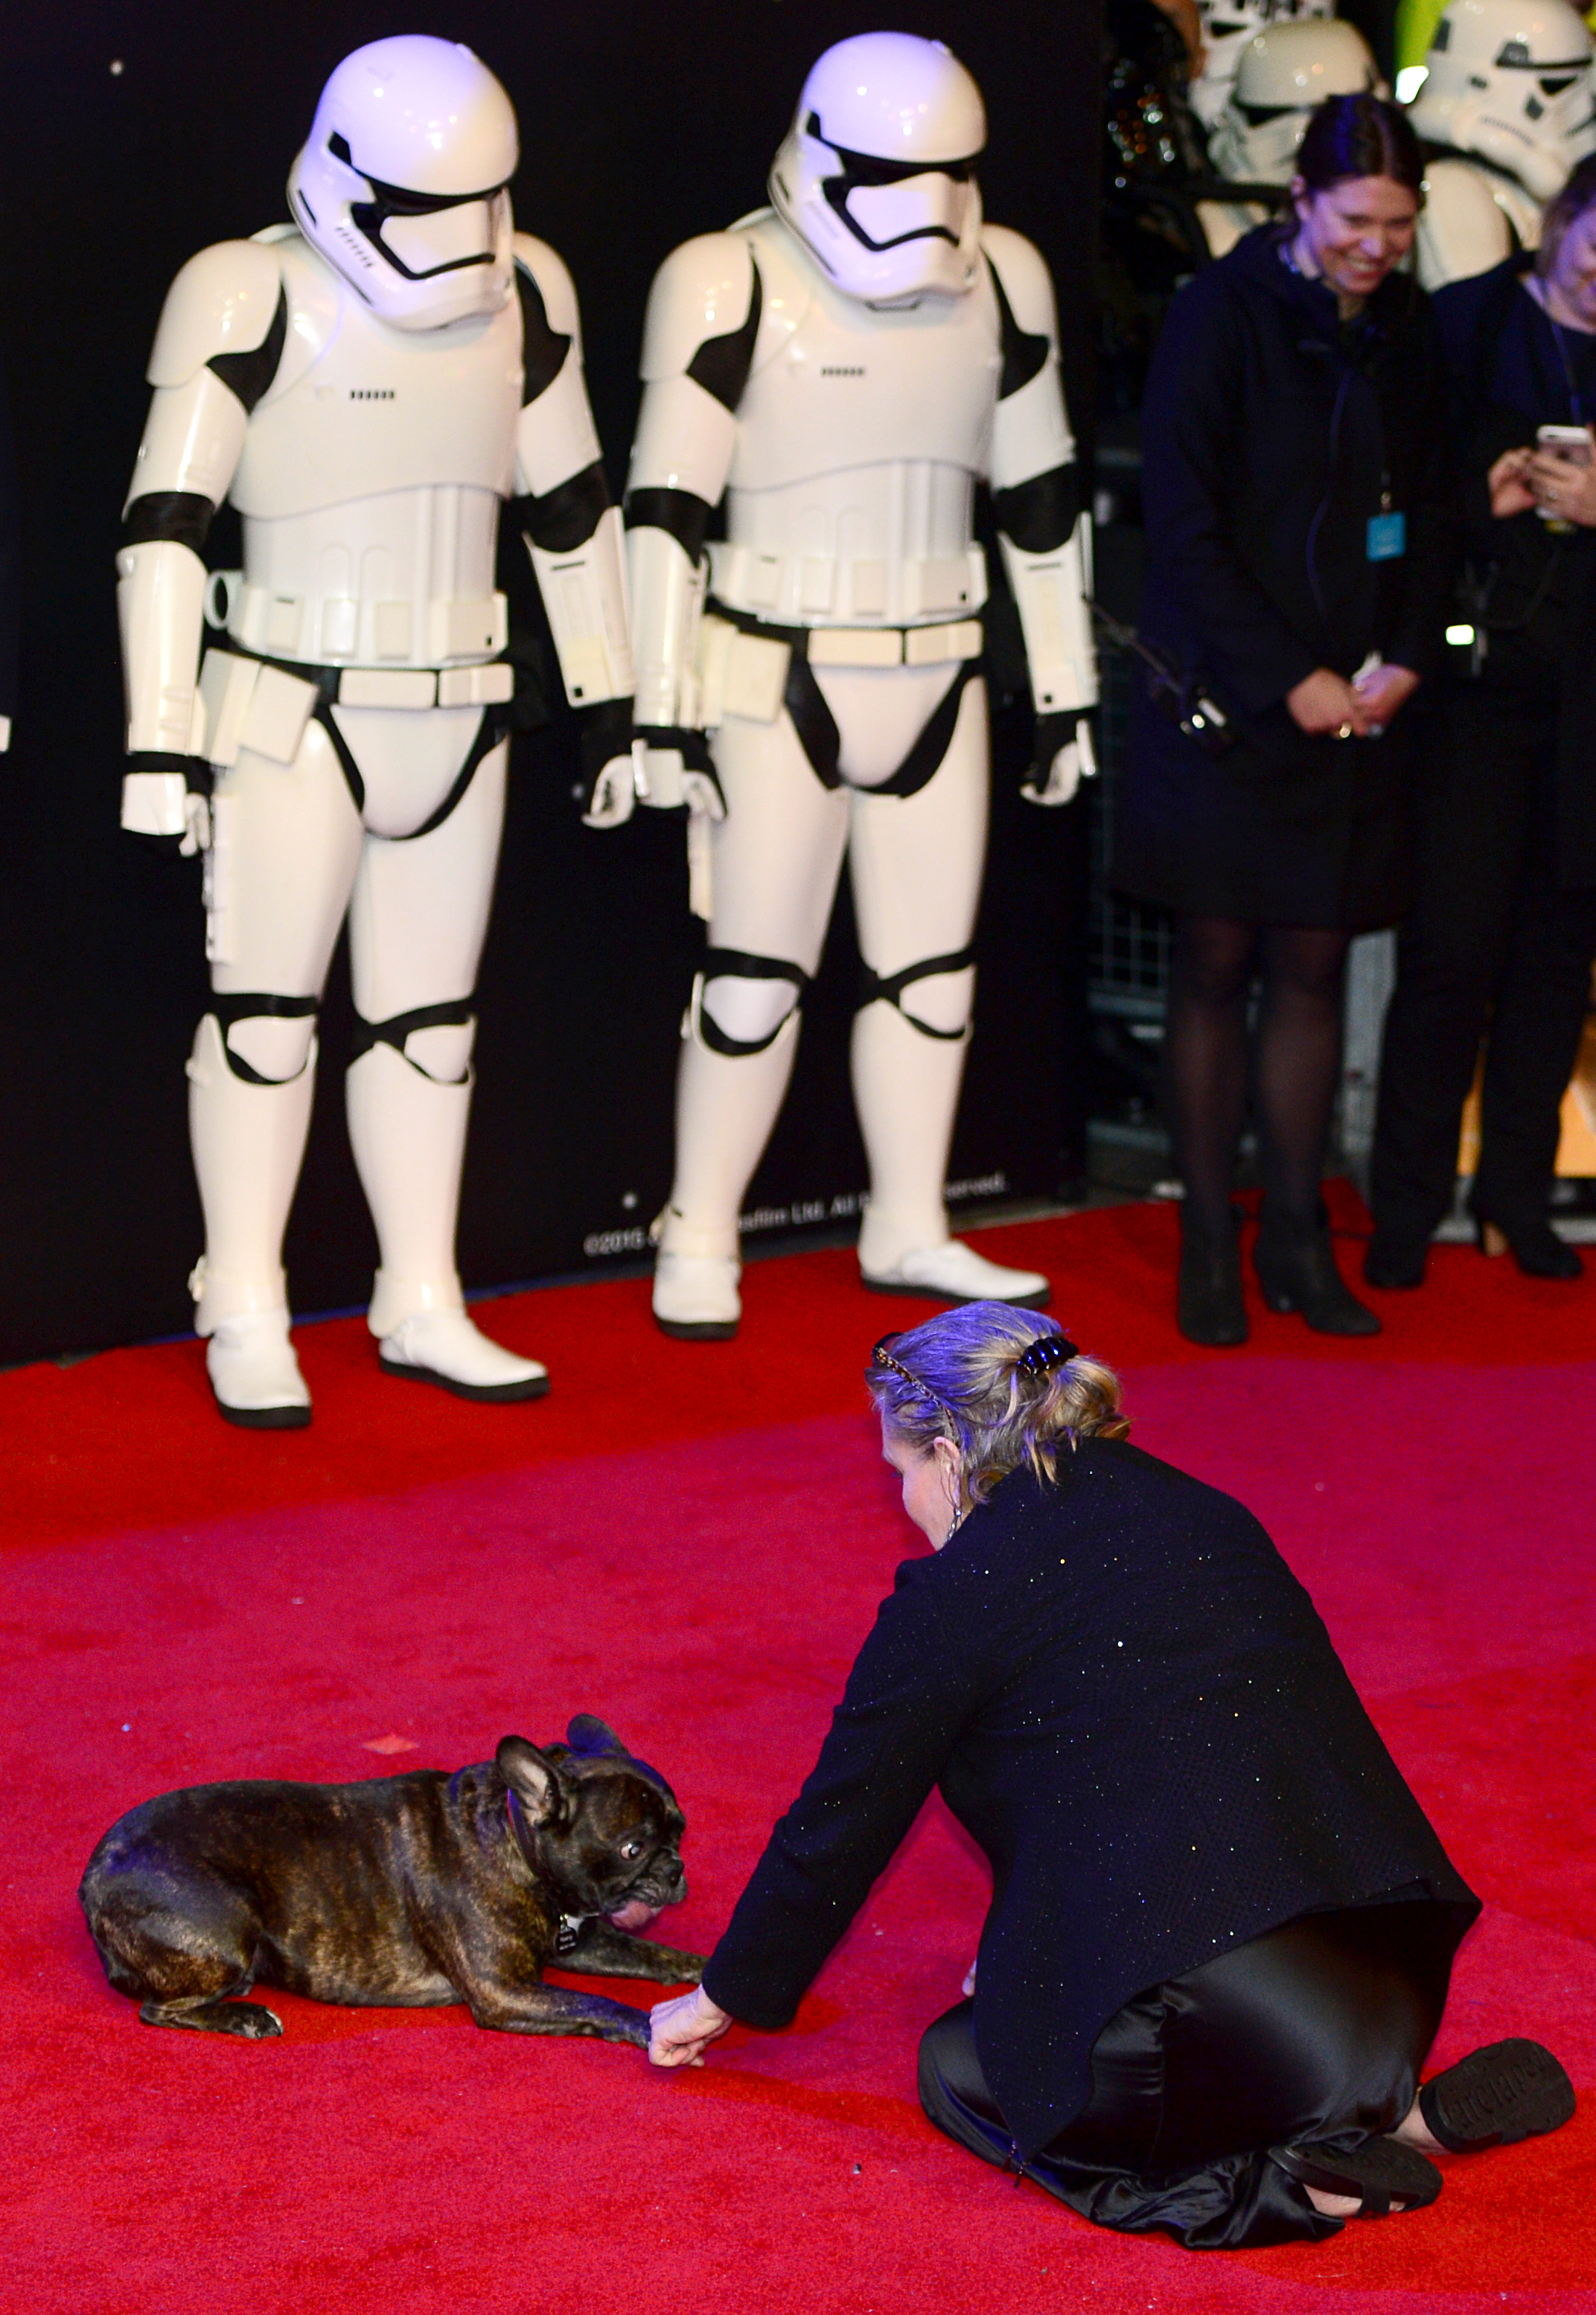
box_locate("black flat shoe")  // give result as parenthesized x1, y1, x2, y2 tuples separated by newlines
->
(1177, 1212, 1248, 1347)
(1271, 2136, 1441, 2216)
(1474, 1213, 1584, 1281)
(1255, 1205, 1381, 1336)
(1418, 2039, 1576, 2153)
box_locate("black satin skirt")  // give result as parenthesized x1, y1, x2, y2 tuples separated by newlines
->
(918, 1897, 1464, 2249)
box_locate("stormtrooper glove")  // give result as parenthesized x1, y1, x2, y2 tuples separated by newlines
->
(579, 697, 646, 829)
(121, 750, 213, 856)
(1021, 712, 1097, 808)
(633, 724, 726, 821)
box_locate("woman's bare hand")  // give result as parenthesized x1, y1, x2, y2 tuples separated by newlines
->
(1352, 662, 1420, 732)
(649, 1983, 732, 2069)
(1528, 432, 1596, 526)
(963, 1957, 978, 1998)
(1489, 447, 1538, 518)
(1286, 668, 1367, 737)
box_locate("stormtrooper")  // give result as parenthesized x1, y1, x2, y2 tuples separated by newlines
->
(118, 37, 636, 1427)
(625, 33, 1097, 1339)
(1199, 17, 1386, 257)
(1190, 0, 1336, 131)
(1408, 0, 1596, 285)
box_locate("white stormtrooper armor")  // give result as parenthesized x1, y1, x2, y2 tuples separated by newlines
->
(1191, 0, 1336, 131)
(625, 33, 1097, 1338)
(118, 37, 636, 1426)
(1201, 20, 1385, 258)
(1408, 0, 1596, 286)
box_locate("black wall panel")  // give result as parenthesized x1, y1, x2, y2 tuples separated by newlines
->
(0, 0, 1102, 1364)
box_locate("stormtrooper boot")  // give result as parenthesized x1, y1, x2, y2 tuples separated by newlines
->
(652, 1002, 801, 1339)
(187, 1010, 315, 1428)
(347, 1038, 548, 1402)
(852, 997, 1050, 1307)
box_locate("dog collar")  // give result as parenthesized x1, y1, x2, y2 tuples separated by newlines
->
(505, 1792, 589, 1955)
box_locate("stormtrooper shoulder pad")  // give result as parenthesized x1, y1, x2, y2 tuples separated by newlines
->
(978, 225, 1060, 342)
(147, 240, 285, 390)
(1419, 159, 1516, 282)
(641, 232, 760, 386)
(513, 232, 583, 349)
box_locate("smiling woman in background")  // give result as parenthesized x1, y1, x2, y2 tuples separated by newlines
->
(1114, 95, 1458, 1347)
(1368, 155, 1596, 1290)
(646, 1304, 1572, 2250)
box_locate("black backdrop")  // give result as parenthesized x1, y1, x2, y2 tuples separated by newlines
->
(0, 1, 1103, 1367)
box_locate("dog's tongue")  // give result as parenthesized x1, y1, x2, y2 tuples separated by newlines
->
(607, 1899, 660, 1932)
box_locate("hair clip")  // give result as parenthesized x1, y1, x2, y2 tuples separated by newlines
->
(1017, 1332, 1078, 1376)
(872, 1336, 921, 1388)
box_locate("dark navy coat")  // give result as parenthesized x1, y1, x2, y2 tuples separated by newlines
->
(1114, 228, 1458, 926)
(702, 1443, 1477, 2160)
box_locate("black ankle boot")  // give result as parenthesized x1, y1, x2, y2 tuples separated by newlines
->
(1177, 1210, 1248, 1347)
(1254, 1204, 1381, 1335)
(1472, 1205, 1583, 1281)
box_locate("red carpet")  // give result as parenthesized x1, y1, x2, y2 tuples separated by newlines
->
(2, 1198, 1592, 2312)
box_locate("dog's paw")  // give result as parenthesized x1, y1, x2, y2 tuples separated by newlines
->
(237, 2003, 284, 2039)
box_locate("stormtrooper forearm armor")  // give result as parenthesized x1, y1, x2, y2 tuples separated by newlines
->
(510, 236, 633, 710)
(624, 234, 750, 732)
(984, 227, 1097, 724)
(117, 240, 283, 834)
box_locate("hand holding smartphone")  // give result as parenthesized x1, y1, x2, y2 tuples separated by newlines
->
(1533, 424, 1595, 529)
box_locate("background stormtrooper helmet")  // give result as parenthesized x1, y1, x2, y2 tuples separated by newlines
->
(1191, 0, 1336, 128)
(288, 36, 519, 330)
(1210, 19, 1386, 183)
(769, 33, 987, 303)
(1408, 0, 1596, 201)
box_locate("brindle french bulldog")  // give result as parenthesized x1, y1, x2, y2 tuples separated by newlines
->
(78, 1715, 704, 2044)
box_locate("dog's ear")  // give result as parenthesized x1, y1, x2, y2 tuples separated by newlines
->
(566, 1714, 627, 1759)
(497, 1735, 567, 1823)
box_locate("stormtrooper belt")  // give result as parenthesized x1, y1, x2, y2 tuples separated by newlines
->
(199, 644, 524, 831)
(703, 600, 984, 796)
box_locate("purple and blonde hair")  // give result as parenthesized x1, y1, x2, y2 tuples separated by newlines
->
(866, 1300, 1129, 1512)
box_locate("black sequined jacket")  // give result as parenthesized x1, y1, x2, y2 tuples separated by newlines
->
(701, 1443, 1478, 2159)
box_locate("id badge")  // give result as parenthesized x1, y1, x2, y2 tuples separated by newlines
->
(1367, 511, 1406, 562)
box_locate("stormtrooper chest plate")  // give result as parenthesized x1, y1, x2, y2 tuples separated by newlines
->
(231, 237, 524, 520)
(727, 225, 1004, 494)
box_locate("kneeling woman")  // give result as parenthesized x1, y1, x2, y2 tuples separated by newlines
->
(649, 1306, 1573, 2248)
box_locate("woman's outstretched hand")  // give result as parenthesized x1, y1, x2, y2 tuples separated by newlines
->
(649, 1983, 732, 2068)
(1286, 668, 1367, 737)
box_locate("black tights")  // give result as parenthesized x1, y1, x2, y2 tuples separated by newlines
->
(1166, 916, 1353, 1242)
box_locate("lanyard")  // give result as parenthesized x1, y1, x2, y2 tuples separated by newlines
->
(1546, 312, 1588, 424)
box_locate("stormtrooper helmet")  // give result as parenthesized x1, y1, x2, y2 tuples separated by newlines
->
(1408, 0, 1596, 202)
(769, 33, 986, 303)
(1191, 0, 1336, 128)
(1210, 19, 1386, 183)
(289, 36, 519, 330)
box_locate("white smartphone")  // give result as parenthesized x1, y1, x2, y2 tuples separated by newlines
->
(1537, 422, 1592, 463)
